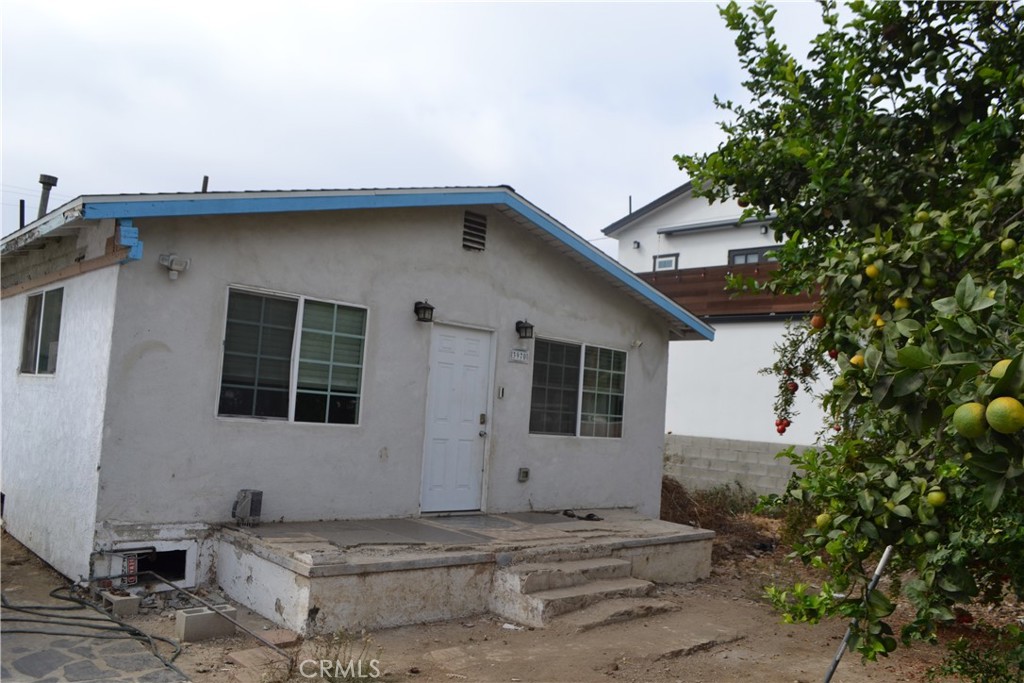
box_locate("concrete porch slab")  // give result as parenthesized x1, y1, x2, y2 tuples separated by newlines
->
(216, 510, 714, 634)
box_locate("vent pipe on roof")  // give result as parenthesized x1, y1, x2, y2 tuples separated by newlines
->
(19, 200, 26, 228)
(37, 174, 58, 219)
(202, 175, 209, 193)
(629, 195, 632, 214)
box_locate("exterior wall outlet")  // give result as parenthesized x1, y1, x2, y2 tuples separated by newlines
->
(517, 467, 529, 482)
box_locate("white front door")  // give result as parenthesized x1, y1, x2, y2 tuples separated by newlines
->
(421, 325, 491, 513)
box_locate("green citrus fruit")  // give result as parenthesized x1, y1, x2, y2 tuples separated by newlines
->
(985, 397, 1024, 434)
(894, 297, 910, 310)
(924, 530, 941, 546)
(815, 513, 832, 530)
(990, 359, 1012, 379)
(870, 74, 884, 87)
(926, 490, 947, 507)
(952, 402, 987, 438)
(1001, 238, 1018, 253)
(914, 211, 930, 223)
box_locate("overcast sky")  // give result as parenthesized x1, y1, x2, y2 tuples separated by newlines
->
(1, 1, 826, 253)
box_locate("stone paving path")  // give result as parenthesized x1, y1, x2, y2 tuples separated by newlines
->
(1, 601, 189, 682)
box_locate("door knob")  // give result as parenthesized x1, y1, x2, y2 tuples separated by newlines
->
(479, 430, 487, 437)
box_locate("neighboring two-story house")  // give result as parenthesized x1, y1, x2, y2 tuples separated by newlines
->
(603, 182, 824, 494)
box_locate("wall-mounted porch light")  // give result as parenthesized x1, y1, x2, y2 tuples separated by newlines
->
(515, 320, 534, 339)
(414, 300, 435, 323)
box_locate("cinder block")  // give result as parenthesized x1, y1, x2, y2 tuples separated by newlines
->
(175, 604, 237, 642)
(101, 591, 141, 617)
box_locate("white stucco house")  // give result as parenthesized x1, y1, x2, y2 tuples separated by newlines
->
(1, 185, 714, 601)
(603, 182, 825, 494)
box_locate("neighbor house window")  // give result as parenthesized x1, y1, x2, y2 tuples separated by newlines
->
(653, 253, 679, 271)
(529, 339, 625, 438)
(218, 289, 366, 424)
(728, 246, 777, 265)
(20, 287, 64, 375)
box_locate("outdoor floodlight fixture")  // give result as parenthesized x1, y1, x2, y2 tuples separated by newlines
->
(515, 320, 534, 340)
(158, 253, 191, 281)
(414, 300, 435, 323)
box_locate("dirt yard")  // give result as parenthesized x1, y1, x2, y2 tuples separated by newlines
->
(6, 519, 997, 683)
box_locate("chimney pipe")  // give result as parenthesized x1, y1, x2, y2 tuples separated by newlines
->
(37, 174, 58, 219)
(19, 200, 26, 228)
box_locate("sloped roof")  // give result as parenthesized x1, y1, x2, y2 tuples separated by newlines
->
(601, 182, 693, 236)
(1, 185, 714, 341)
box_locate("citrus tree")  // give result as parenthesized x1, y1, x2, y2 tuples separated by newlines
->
(676, 0, 1024, 661)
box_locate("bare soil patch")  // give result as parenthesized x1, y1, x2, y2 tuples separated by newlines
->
(5, 513, 1013, 683)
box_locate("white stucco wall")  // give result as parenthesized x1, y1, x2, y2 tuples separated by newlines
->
(94, 206, 671, 526)
(609, 189, 827, 448)
(616, 195, 777, 272)
(1, 266, 118, 580)
(666, 321, 824, 444)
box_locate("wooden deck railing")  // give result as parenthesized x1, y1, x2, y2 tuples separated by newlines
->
(638, 262, 816, 318)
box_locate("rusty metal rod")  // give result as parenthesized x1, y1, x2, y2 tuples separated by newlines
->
(82, 570, 294, 663)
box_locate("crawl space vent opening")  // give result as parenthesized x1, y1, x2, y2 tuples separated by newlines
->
(463, 211, 487, 251)
(138, 550, 187, 583)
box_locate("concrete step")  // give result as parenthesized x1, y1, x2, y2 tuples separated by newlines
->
(552, 597, 679, 633)
(493, 576, 655, 628)
(496, 557, 632, 594)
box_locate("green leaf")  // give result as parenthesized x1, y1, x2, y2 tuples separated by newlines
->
(896, 346, 933, 369)
(982, 478, 1006, 512)
(955, 274, 977, 310)
(956, 315, 977, 334)
(896, 319, 922, 336)
(892, 504, 913, 518)
(867, 589, 895, 618)
(931, 297, 958, 315)
(864, 345, 883, 374)
(892, 371, 926, 397)
(872, 375, 895, 406)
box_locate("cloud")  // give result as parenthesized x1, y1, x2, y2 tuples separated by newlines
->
(2, 0, 825, 247)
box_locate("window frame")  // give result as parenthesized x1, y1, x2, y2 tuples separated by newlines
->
(652, 253, 679, 272)
(529, 337, 627, 439)
(728, 246, 777, 265)
(216, 285, 369, 426)
(20, 287, 64, 376)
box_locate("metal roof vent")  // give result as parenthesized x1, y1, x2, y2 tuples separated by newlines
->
(462, 211, 487, 251)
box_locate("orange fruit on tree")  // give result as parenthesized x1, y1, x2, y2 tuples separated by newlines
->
(850, 354, 865, 369)
(990, 359, 1012, 379)
(953, 402, 988, 438)
(865, 264, 881, 279)
(986, 397, 1024, 434)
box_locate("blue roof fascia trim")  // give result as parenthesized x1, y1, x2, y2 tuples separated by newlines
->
(116, 219, 143, 262)
(77, 188, 712, 340)
(81, 191, 514, 220)
(501, 197, 714, 341)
